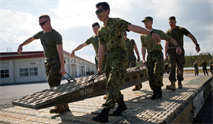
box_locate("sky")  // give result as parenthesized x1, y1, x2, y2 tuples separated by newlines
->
(0, 0, 213, 63)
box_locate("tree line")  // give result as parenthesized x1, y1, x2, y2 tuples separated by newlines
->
(184, 52, 213, 67)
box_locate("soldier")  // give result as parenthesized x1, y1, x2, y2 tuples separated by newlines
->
(124, 31, 142, 91)
(200, 60, 208, 76)
(140, 16, 182, 99)
(70, 22, 107, 70)
(210, 60, 213, 75)
(17, 14, 69, 113)
(193, 61, 199, 76)
(165, 16, 200, 91)
(92, 2, 161, 123)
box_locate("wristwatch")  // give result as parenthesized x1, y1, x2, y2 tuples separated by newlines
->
(196, 44, 199, 46)
(150, 30, 154, 35)
(176, 44, 180, 47)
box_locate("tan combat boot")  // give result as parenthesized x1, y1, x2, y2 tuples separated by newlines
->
(49, 105, 65, 113)
(178, 81, 183, 89)
(166, 80, 176, 91)
(63, 103, 70, 111)
(132, 83, 142, 91)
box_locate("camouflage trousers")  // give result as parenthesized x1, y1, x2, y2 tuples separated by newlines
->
(128, 55, 136, 67)
(195, 68, 199, 76)
(95, 54, 107, 70)
(102, 49, 128, 109)
(44, 57, 62, 88)
(147, 50, 164, 90)
(168, 48, 185, 82)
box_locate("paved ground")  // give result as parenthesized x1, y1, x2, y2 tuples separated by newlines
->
(0, 73, 212, 124)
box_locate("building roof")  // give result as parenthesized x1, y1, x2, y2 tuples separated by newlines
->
(0, 51, 95, 65)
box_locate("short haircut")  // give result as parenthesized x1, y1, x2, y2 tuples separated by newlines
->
(169, 16, 176, 21)
(92, 22, 100, 27)
(39, 14, 50, 20)
(96, 2, 110, 10)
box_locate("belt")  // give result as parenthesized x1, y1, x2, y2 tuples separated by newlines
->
(169, 46, 183, 49)
(148, 50, 161, 54)
(46, 55, 59, 59)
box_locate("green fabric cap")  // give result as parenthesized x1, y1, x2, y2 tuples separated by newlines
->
(142, 16, 153, 22)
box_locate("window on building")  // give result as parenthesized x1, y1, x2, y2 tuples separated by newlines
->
(0, 70, 9, 78)
(20, 67, 38, 77)
(29, 67, 38, 76)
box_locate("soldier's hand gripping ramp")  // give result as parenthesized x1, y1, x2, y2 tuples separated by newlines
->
(12, 67, 147, 109)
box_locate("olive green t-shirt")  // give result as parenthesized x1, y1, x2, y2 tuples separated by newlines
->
(85, 35, 107, 54)
(85, 35, 99, 54)
(98, 18, 131, 51)
(165, 26, 190, 47)
(34, 29, 62, 57)
(140, 29, 171, 53)
(125, 38, 136, 57)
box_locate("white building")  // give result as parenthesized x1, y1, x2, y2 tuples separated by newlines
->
(0, 51, 96, 85)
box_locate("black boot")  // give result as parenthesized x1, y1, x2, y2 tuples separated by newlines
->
(157, 87, 162, 99)
(151, 88, 159, 99)
(113, 101, 127, 116)
(92, 108, 110, 123)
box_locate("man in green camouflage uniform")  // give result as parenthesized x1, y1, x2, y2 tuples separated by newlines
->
(124, 31, 142, 91)
(92, 2, 161, 123)
(17, 14, 69, 114)
(140, 16, 182, 99)
(193, 61, 199, 76)
(210, 60, 213, 75)
(70, 22, 107, 70)
(165, 16, 200, 91)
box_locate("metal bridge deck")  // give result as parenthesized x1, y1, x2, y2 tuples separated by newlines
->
(0, 75, 212, 124)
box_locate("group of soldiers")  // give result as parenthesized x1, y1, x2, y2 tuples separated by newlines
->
(194, 60, 213, 76)
(17, 2, 201, 123)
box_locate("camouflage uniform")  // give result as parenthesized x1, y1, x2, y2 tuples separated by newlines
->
(168, 48, 185, 81)
(141, 29, 169, 90)
(98, 18, 130, 109)
(166, 26, 190, 82)
(34, 29, 63, 88)
(147, 51, 164, 90)
(44, 56, 62, 87)
(193, 62, 199, 76)
(34, 29, 68, 113)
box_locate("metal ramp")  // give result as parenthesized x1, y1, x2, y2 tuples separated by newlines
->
(1, 75, 212, 124)
(12, 66, 148, 109)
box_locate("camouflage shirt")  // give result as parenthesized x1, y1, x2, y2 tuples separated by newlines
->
(98, 18, 131, 51)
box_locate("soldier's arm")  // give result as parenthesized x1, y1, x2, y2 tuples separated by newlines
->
(17, 37, 35, 54)
(164, 41, 169, 60)
(187, 33, 200, 53)
(57, 44, 66, 76)
(97, 44, 105, 74)
(141, 46, 146, 64)
(70, 43, 88, 58)
(133, 44, 140, 62)
(128, 24, 161, 45)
